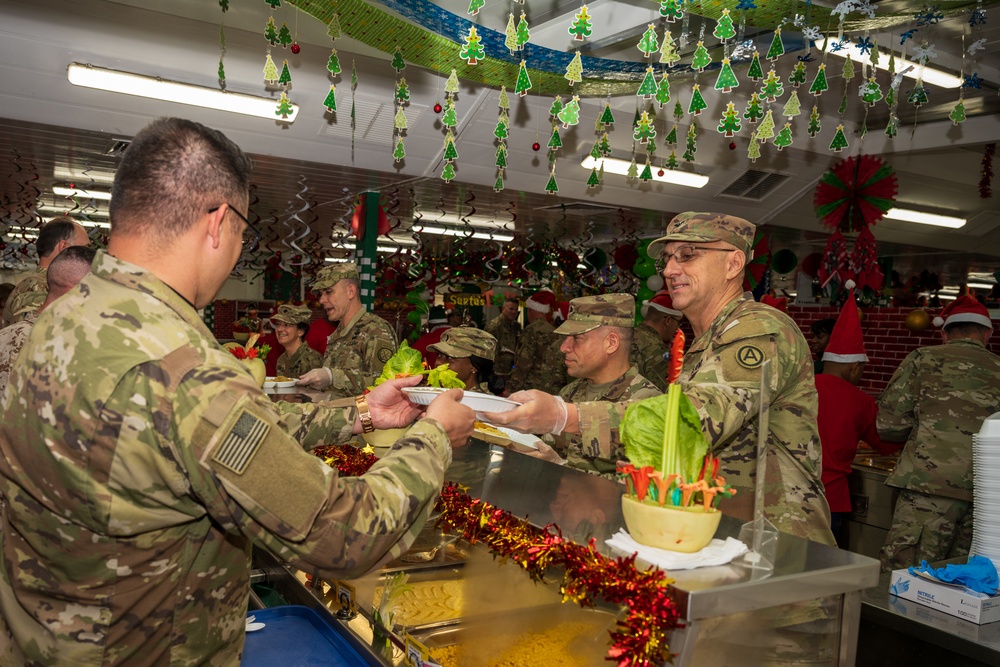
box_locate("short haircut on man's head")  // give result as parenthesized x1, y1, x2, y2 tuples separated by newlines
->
(110, 118, 253, 241)
(811, 318, 837, 336)
(46, 245, 96, 292)
(606, 325, 633, 347)
(36, 217, 83, 259)
(504, 297, 519, 306)
(944, 321, 991, 339)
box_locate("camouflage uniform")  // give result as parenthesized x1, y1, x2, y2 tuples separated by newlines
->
(558, 366, 659, 477)
(484, 315, 520, 377)
(1, 268, 46, 328)
(0, 312, 35, 403)
(631, 322, 670, 392)
(507, 318, 563, 394)
(0, 251, 452, 666)
(275, 343, 324, 379)
(877, 338, 1000, 571)
(573, 212, 834, 544)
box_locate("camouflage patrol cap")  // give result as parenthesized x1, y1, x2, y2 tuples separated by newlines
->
(648, 212, 756, 258)
(428, 326, 497, 362)
(311, 262, 360, 291)
(271, 304, 313, 325)
(554, 293, 635, 335)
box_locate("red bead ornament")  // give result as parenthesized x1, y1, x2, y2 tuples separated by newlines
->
(532, 142, 541, 151)
(434, 103, 443, 113)
(290, 42, 301, 54)
(657, 169, 665, 176)
(729, 141, 737, 150)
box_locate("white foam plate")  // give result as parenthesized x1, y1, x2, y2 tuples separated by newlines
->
(402, 387, 520, 417)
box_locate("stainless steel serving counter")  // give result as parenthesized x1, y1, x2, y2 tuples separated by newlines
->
(253, 438, 880, 666)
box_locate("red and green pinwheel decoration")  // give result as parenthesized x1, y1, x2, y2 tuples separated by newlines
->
(742, 229, 771, 292)
(813, 154, 898, 233)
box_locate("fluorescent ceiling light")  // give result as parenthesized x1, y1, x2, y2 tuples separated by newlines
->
(580, 156, 709, 188)
(884, 207, 966, 228)
(67, 63, 299, 122)
(411, 224, 515, 242)
(967, 282, 997, 290)
(53, 186, 112, 201)
(819, 39, 962, 89)
(413, 214, 512, 230)
(324, 257, 349, 263)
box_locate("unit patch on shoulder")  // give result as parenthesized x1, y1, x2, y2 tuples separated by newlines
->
(377, 346, 394, 363)
(212, 409, 270, 474)
(736, 345, 765, 369)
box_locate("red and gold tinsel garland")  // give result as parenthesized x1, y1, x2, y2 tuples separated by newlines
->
(313, 446, 682, 667)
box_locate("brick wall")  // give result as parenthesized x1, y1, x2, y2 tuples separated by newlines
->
(788, 305, 1000, 397)
(213, 300, 237, 339)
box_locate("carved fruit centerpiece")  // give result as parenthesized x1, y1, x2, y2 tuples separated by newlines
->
(224, 333, 271, 387)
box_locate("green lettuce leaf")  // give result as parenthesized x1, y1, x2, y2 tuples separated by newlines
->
(372, 341, 425, 387)
(426, 364, 465, 389)
(621, 392, 710, 481)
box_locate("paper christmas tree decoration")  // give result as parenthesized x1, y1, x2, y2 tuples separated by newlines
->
(842, 55, 855, 82)
(394, 106, 407, 131)
(395, 79, 410, 103)
(494, 171, 504, 192)
(565, 51, 583, 85)
(327, 50, 342, 76)
(278, 23, 292, 48)
(327, 13, 342, 41)
(688, 84, 708, 116)
(829, 124, 848, 152)
(548, 125, 563, 150)
(498, 86, 510, 111)
(788, 61, 807, 88)
(587, 166, 601, 188)
(599, 103, 615, 126)
(950, 99, 966, 125)
(460, 26, 485, 65)
(713, 9, 736, 42)
(441, 162, 456, 182)
(275, 92, 293, 119)
(504, 13, 518, 54)
(442, 99, 457, 127)
(633, 111, 657, 144)
(218, 58, 225, 82)
(637, 66, 658, 98)
(757, 110, 775, 142)
(908, 86, 929, 107)
(646, 135, 658, 156)
(659, 0, 683, 22)
(638, 159, 653, 182)
(637, 24, 659, 56)
(569, 6, 593, 40)
(558, 96, 581, 128)
(278, 60, 291, 86)
(807, 105, 821, 136)
(494, 116, 509, 139)
(468, 0, 485, 16)
(773, 122, 793, 150)
(515, 60, 532, 96)
(391, 49, 406, 72)
(598, 132, 611, 155)
(549, 96, 564, 117)
(766, 28, 784, 61)
(590, 141, 602, 160)
(783, 90, 801, 117)
(717, 101, 742, 137)
(665, 151, 679, 169)
(761, 68, 784, 102)
(655, 73, 671, 107)
(263, 54, 279, 83)
(660, 31, 680, 65)
(682, 125, 697, 162)
(748, 132, 761, 162)
(747, 51, 763, 81)
(265, 17, 278, 46)
(665, 124, 678, 144)
(495, 143, 508, 167)
(673, 101, 684, 122)
(809, 63, 828, 96)
(545, 170, 559, 194)
(743, 92, 763, 123)
(443, 132, 459, 161)
(265, 0, 280, 8)
(715, 58, 739, 92)
(323, 85, 337, 112)
(393, 137, 406, 162)
(516, 12, 530, 49)
(445, 69, 460, 96)
(626, 156, 638, 179)
(691, 42, 712, 72)
(860, 78, 882, 106)
(884, 115, 898, 138)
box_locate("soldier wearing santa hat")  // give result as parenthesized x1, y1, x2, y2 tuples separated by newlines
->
(507, 289, 566, 395)
(878, 295, 1000, 571)
(630, 291, 682, 392)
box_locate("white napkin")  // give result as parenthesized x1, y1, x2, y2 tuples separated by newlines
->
(606, 530, 749, 570)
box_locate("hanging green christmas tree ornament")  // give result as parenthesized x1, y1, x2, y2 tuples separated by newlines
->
(395, 78, 410, 104)
(393, 137, 406, 162)
(659, 0, 683, 22)
(683, 122, 698, 162)
(443, 131, 459, 161)
(391, 49, 406, 72)
(860, 78, 882, 107)
(757, 110, 776, 142)
(783, 90, 801, 118)
(626, 155, 639, 180)
(599, 103, 615, 126)
(323, 85, 337, 112)
(809, 63, 828, 96)
(516, 11, 530, 49)
(673, 101, 684, 123)
(558, 96, 581, 128)
(441, 162, 456, 182)
(218, 58, 226, 83)
(598, 132, 612, 155)
(788, 61, 807, 88)
(773, 122, 793, 150)
(265, 0, 280, 9)
(265, 17, 279, 46)
(717, 101, 742, 137)
(494, 170, 505, 192)
(666, 151, 679, 169)
(950, 99, 967, 125)
(688, 84, 708, 116)
(747, 51, 763, 81)
(515, 60, 532, 96)
(549, 96, 564, 118)
(714, 58, 739, 92)
(278, 23, 292, 48)
(655, 72, 671, 107)
(565, 51, 584, 86)
(569, 5, 594, 41)
(713, 9, 736, 42)
(327, 13, 342, 41)
(665, 124, 678, 145)
(829, 123, 849, 152)
(637, 66, 658, 98)
(587, 166, 601, 188)
(748, 131, 761, 162)
(504, 13, 518, 55)
(766, 28, 784, 61)
(691, 41, 712, 72)
(263, 54, 279, 84)
(633, 111, 657, 144)
(460, 26, 486, 65)
(639, 158, 654, 182)
(468, 0, 485, 16)
(275, 92, 294, 119)
(760, 67, 784, 102)
(495, 143, 508, 168)
(327, 49, 342, 77)
(548, 125, 563, 150)
(394, 106, 408, 131)
(807, 105, 821, 137)
(278, 59, 292, 86)
(743, 92, 764, 123)
(442, 99, 458, 127)
(545, 169, 559, 194)
(907, 85, 929, 108)
(660, 30, 680, 65)
(842, 55, 855, 82)
(637, 24, 659, 56)
(494, 114, 509, 140)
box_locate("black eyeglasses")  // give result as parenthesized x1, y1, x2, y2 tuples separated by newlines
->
(655, 244, 736, 271)
(209, 204, 260, 252)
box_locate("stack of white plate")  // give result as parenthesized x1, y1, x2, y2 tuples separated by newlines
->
(971, 412, 1000, 570)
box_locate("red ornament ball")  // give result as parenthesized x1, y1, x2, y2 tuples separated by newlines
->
(290, 42, 300, 54)
(532, 142, 541, 152)
(434, 103, 443, 114)
(729, 141, 737, 150)
(657, 169, 665, 177)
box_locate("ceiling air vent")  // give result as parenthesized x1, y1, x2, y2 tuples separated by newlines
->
(103, 138, 132, 157)
(533, 202, 620, 216)
(319, 97, 424, 146)
(718, 169, 789, 201)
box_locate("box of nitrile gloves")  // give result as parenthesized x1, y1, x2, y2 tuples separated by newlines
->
(889, 569, 1000, 624)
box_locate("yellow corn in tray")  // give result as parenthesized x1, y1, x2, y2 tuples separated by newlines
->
(431, 621, 600, 667)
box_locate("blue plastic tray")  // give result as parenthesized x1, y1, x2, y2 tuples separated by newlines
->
(241, 605, 369, 666)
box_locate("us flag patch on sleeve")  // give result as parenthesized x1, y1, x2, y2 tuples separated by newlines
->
(212, 409, 270, 474)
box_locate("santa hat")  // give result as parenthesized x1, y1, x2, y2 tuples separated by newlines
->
(822, 280, 868, 364)
(642, 291, 682, 318)
(933, 295, 993, 329)
(526, 288, 556, 314)
(427, 305, 448, 325)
